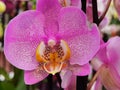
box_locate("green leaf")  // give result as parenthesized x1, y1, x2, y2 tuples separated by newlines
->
(15, 71, 27, 90)
(0, 68, 10, 80)
(0, 81, 15, 90)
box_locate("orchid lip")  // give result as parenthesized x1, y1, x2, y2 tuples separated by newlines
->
(36, 39, 71, 75)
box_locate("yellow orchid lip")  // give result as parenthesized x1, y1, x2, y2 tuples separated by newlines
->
(36, 39, 71, 75)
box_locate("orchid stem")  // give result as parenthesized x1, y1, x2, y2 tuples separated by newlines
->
(76, 1, 87, 90)
(81, 0, 87, 13)
(98, 0, 112, 24)
(1, 13, 5, 46)
(15, 1, 21, 16)
(76, 76, 88, 90)
(92, 0, 99, 25)
(48, 74, 53, 90)
(92, 0, 112, 25)
(24, 1, 29, 10)
(27, 85, 33, 90)
(56, 73, 63, 89)
(87, 66, 104, 90)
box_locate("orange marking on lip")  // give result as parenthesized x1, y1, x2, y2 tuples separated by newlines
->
(36, 40, 71, 75)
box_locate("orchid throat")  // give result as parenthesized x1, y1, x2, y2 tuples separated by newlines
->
(36, 39, 71, 75)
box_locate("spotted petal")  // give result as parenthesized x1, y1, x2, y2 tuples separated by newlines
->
(24, 68, 48, 85)
(58, 7, 87, 36)
(36, 0, 62, 37)
(4, 10, 45, 70)
(58, 7, 100, 65)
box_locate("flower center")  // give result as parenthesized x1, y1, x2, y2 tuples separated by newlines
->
(36, 39, 71, 75)
(59, 0, 71, 7)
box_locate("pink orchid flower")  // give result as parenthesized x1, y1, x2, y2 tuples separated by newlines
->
(4, 0, 100, 88)
(91, 36, 120, 90)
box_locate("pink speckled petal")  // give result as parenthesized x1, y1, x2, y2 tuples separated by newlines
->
(24, 68, 48, 85)
(69, 24, 100, 65)
(72, 63, 91, 76)
(4, 10, 45, 70)
(36, 0, 62, 37)
(58, 7, 87, 37)
(107, 36, 120, 75)
(58, 7, 100, 65)
(59, 12, 100, 65)
(60, 70, 73, 88)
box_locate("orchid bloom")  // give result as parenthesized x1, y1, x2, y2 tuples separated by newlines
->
(91, 36, 120, 90)
(4, 0, 100, 88)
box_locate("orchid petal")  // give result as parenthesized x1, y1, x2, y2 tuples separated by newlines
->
(24, 68, 48, 85)
(64, 75, 76, 90)
(58, 7, 87, 36)
(71, 0, 81, 7)
(58, 7, 100, 65)
(94, 78, 102, 90)
(4, 10, 45, 70)
(99, 17, 109, 29)
(107, 36, 120, 62)
(69, 24, 100, 65)
(91, 58, 103, 71)
(95, 43, 108, 64)
(107, 36, 120, 75)
(99, 66, 120, 90)
(71, 63, 91, 76)
(60, 70, 73, 88)
(36, 0, 62, 37)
